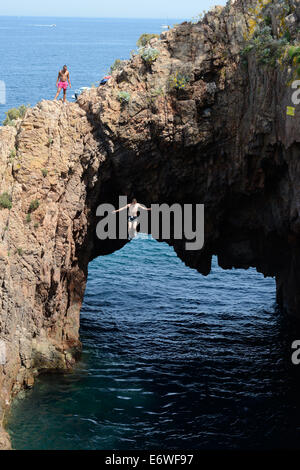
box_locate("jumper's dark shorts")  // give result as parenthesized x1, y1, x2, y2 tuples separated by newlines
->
(128, 216, 138, 222)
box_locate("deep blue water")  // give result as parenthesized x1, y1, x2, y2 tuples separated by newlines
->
(6, 236, 300, 450)
(3, 16, 300, 450)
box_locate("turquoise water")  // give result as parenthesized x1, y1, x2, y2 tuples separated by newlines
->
(3, 16, 300, 450)
(7, 236, 300, 450)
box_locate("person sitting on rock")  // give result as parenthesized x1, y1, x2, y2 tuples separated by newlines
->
(54, 65, 71, 104)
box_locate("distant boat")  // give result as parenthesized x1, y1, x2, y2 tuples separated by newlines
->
(31, 24, 56, 27)
(161, 25, 169, 29)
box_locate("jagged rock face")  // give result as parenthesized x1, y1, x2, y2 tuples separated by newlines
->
(1, 0, 300, 448)
(0, 103, 108, 447)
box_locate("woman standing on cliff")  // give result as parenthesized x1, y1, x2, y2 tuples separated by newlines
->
(113, 198, 151, 240)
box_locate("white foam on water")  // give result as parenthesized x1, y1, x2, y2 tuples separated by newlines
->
(133, 233, 154, 240)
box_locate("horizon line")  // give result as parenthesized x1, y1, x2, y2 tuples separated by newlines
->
(0, 14, 187, 20)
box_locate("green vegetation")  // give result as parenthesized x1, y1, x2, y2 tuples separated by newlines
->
(41, 168, 48, 177)
(289, 46, 300, 59)
(34, 223, 39, 230)
(137, 33, 159, 48)
(264, 16, 272, 27)
(288, 46, 300, 77)
(0, 192, 12, 210)
(16, 247, 23, 256)
(146, 87, 166, 107)
(117, 91, 131, 104)
(288, 46, 300, 60)
(3, 104, 28, 126)
(168, 71, 191, 90)
(28, 199, 40, 213)
(139, 47, 160, 65)
(151, 87, 165, 98)
(241, 25, 288, 67)
(110, 59, 127, 74)
(9, 149, 16, 161)
(283, 30, 292, 42)
(26, 214, 31, 224)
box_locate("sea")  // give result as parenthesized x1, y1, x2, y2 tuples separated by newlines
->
(2, 16, 300, 450)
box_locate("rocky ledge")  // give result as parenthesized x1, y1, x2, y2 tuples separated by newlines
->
(1, 0, 300, 448)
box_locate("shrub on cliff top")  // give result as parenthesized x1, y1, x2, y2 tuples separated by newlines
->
(137, 33, 159, 48)
(139, 47, 160, 65)
(3, 104, 28, 126)
(0, 192, 12, 210)
(110, 59, 127, 74)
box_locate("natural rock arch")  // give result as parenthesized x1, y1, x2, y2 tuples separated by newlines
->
(1, 0, 300, 447)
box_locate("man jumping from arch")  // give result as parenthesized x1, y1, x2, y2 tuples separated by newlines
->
(113, 198, 151, 240)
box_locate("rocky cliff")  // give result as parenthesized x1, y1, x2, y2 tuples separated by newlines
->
(1, 0, 300, 448)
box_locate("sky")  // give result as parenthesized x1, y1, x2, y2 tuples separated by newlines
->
(0, 0, 227, 19)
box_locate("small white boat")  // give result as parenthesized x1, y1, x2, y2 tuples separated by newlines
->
(32, 24, 56, 27)
(161, 25, 169, 29)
